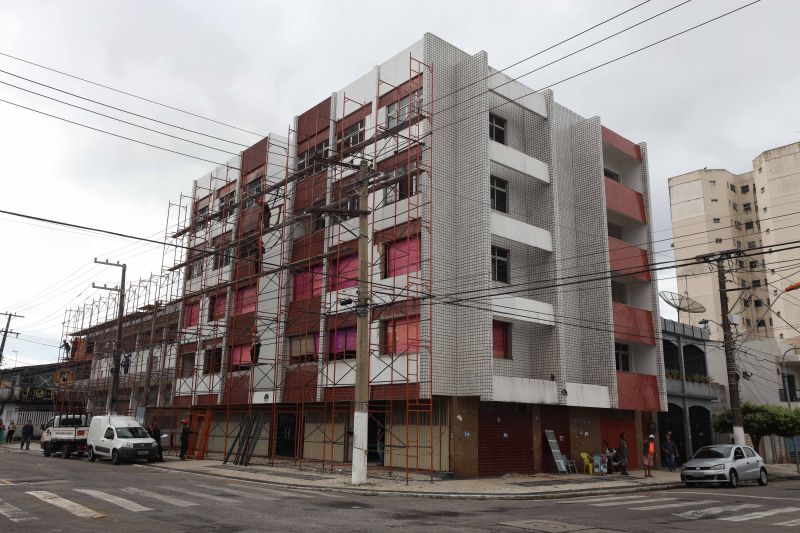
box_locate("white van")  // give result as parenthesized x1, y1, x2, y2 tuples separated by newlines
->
(87, 415, 159, 465)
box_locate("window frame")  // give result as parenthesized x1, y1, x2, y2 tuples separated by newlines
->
(490, 175, 508, 213)
(492, 320, 511, 359)
(203, 347, 223, 375)
(489, 113, 507, 145)
(491, 246, 510, 283)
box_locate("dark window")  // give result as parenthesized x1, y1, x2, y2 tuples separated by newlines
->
(218, 191, 236, 213)
(741, 185, 750, 194)
(747, 241, 756, 249)
(743, 203, 752, 213)
(730, 183, 736, 192)
(384, 162, 417, 206)
(605, 168, 620, 182)
(203, 347, 223, 374)
(244, 177, 262, 209)
(104, 427, 114, 440)
(491, 246, 509, 283)
(489, 114, 506, 145)
(715, 238, 723, 244)
(179, 353, 194, 378)
(338, 121, 365, 150)
(615, 343, 630, 372)
(752, 279, 761, 288)
(713, 218, 720, 223)
(611, 281, 627, 304)
(608, 223, 624, 240)
(386, 90, 422, 129)
(745, 221, 754, 230)
(196, 205, 209, 221)
(190, 259, 203, 279)
(731, 202, 738, 211)
(490, 176, 508, 213)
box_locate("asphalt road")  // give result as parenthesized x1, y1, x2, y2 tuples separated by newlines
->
(1, 449, 799, 532)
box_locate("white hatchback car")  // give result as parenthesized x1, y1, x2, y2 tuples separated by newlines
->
(681, 444, 768, 488)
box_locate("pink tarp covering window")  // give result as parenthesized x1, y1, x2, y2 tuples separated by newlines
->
(185, 301, 200, 327)
(293, 264, 323, 300)
(386, 236, 420, 277)
(231, 344, 252, 366)
(330, 255, 358, 291)
(210, 293, 226, 320)
(329, 327, 357, 356)
(492, 320, 509, 358)
(234, 286, 258, 314)
(383, 316, 420, 354)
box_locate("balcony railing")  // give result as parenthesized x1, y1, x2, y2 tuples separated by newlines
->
(608, 236, 650, 282)
(613, 302, 655, 345)
(605, 177, 646, 224)
(617, 371, 660, 411)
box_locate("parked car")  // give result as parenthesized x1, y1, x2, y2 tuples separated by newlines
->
(681, 444, 768, 488)
(41, 413, 91, 459)
(86, 415, 159, 465)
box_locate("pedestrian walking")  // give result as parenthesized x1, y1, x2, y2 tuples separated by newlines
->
(179, 419, 193, 460)
(643, 434, 655, 477)
(0, 419, 5, 444)
(376, 424, 385, 466)
(662, 431, 678, 472)
(148, 420, 163, 462)
(618, 432, 629, 476)
(20, 420, 34, 450)
(6, 421, 16, 443)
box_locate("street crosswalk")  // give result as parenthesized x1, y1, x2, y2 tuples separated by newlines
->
(558, 493, 800, 527)
(0, 483, 339, 522)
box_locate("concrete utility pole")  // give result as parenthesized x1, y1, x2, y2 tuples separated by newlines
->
(352, 161, 371, 485)
(0, 312, 24, 368)
(780, 347, 800, 474)
(93, 259, 126, 415)
(716, 257, 745, 446)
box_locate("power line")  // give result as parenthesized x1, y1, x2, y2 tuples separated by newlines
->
(0, 51, 265, 137)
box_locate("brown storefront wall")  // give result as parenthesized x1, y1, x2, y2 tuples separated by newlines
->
(477, 403, 534, 477)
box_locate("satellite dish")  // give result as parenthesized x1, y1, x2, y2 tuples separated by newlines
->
(659, 291, 706, 313)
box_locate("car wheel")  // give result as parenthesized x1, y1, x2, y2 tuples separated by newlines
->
(43, 443, 51, 457)
(758, 468, 768, 486)
(87, 446, 96, 462)
(728, 469, 738, 489)
(61, 443, 71, 459)
(112, 449, 121, 465)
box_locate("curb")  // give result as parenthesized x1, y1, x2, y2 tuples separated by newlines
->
(142, 463, 685, 500)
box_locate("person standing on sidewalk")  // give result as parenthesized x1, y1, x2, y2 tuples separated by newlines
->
(20, 420, 34, 450)
(618, 432, 629, 476)
(179, 419, 194, 460)
(148, 420, 163, 462)
(662, 432, 678, 472)
(642, 434, 656, 477)
(0, 419, 5, 444)
(5, 421, 16, 443)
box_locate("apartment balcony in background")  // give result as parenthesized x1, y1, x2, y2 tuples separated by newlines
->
(617, 371, 660, 411)
(608, 236, 651, 282)
(613, 301, 655, 345)
(605, 177, 646, 224)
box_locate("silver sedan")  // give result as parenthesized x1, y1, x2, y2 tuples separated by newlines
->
(680, 444, 768, 488)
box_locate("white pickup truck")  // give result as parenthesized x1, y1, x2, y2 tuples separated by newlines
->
(41, 414, 91, 459)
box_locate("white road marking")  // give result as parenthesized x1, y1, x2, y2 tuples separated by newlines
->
(121, 487, 197, 508)
(630, 499, 717, 511)
(672, 490, 800, 502)
(193, 484, 279, 501)
(591, 497, 675, 507)
(558, 494, 653, 504)
(26, 491, 105, 519)
(74, 489, 153, 512)
(773, 517, 800, 526)
(718, 507, 800, 522)
(0, 498, 38, 522)
(676, 503, 762, 520)
(158, 484, 240, 502)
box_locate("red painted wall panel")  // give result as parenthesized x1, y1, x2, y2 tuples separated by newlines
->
(283, 366, 318, 403)
(608, 236, 651, 282)
(321, 384, 419, 402)
(605, 177, 647, 224)
(613, 302, 655, 345)
(601, 126, 641, 161)
(616, 371, 660, 412)
(600, 416, 639, 469)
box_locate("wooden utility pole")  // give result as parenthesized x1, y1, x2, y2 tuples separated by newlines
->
(93, 259, 127, 415)
(0, 312, 23, 368)
(352, 161, 371, 485)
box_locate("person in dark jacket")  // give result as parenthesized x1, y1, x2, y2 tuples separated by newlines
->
(179, 419, 193, 460)
(21, 420, 34, 450)
(148, 420, 163, 462)
(618, 432, 629, 476)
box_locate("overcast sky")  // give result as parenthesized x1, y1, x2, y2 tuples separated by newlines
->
(1, 0, 798, 367)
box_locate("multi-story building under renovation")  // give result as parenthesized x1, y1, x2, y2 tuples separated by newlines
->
(668, 141, 800, 345)
(60, 34, 665, 477)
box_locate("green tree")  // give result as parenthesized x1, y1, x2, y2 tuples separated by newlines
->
(711, 403, 799, 451)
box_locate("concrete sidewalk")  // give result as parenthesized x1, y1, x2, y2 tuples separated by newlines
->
(4, 442, 797, 499)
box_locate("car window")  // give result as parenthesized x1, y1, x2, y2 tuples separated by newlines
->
(744, 447, 756, 458)
(115, 426, 150, 439)
(693, 446, 731, 459)
(103, 427, 114, 439)
(46, 419, 54, 429)
(734, 447, 745, 460)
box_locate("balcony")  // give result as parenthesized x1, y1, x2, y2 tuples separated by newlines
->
(617, 371, 660, 411)
(613, 302, 655, 345)
(608, 236, 650, 282)
(489, 142, 549, 184)
(666, 377, 714, 399)
(605, 177, 646, 224)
